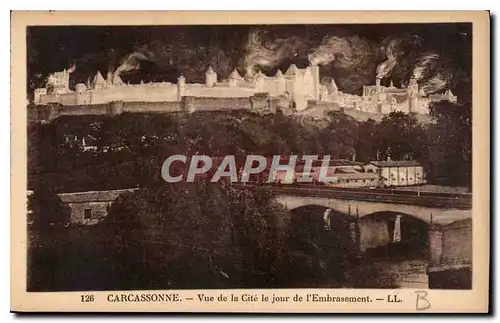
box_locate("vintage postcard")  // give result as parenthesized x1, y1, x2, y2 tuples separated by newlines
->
(11, 11, 490, 313)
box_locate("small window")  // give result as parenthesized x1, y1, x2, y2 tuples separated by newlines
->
(345, 179, 350, 183)
(84, 209, 92, 220)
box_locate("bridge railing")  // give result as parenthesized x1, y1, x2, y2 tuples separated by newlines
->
(233, 183, 472, 209)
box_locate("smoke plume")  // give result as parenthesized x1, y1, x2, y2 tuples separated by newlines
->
(410, 52, 454, 95)
(376, 57, 397, 80)
(308, 35, 376, 68)
(307, 34, 379, 94)
(308, 36, 351, 66)
(376, 39, 397, 79)
(412, 52, 440, 80)
(419, 70, 453, 95)
(112, 39, 236, 83)
(104, 28, 463, 97)
(376, 34, 422, 79)
(243, 30, 308, 77)
(114, 50, 152, 77)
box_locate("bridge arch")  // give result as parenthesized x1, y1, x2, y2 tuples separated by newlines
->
(289, 204, 353, 222)
(283, 200, 431, 257)
(358, 211, 429, 256)
(287, 204, 359, 283)
(275, 194, 470, 225)
(288, 205, 355, 246)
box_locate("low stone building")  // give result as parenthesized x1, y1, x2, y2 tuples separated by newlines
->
(363, 160, 426, 187)
(57, 189, 137, 225)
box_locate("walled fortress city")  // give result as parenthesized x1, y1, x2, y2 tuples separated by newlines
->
(31, 61, 458, 121)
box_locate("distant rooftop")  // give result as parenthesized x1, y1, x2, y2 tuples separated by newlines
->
(368, 160, 422, 168)
(297, 159, 364, 167)
(331, 172, 380, 180)
(58, 188, 138, 203)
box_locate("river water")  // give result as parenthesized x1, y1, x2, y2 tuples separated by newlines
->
(291, 257, 429, 289)
(289, 242, 430, 289)
(352, 258, 429, 289)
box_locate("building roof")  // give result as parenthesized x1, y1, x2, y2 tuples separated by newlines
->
(330, 78, 338, 91)
(112, 74, 124, 85)
(206, 66, 216, 75)
(92, 71, 107, 87)
(368, 160, 422, 168)
(229, 69, 243, 80)
(298, 159, 364, 167)
(386, 93, 409, 104)
(50, 71, 66, 81)
(47, 70, 69, 88)
(331, 172, 380, 180)
(445, 89, 456, 97)
(285, 64, 298, 76)
(58, 188, 138, 203)
(430, 89, 457, 99)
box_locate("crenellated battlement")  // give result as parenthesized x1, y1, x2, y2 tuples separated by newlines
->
(33, 64, 326, 111)
(33, 63, 457, 118)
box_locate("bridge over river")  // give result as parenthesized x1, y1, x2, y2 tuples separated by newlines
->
(56, 183, 472, 289)
(234, 183, 473, 289)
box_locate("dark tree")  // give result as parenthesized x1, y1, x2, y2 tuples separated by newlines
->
(426, 101, 472, 188)
(373, 112, 427, 161)
(355, 118, 378, 162)
(27, 185, 71, 230)
(103, 181, 291, 289)
(320, 111, 359, 159)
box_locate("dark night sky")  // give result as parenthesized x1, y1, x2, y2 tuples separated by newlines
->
(27, 23, 472, 99)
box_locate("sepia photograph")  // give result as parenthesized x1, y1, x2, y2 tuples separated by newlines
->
(11, 11, 490, 313)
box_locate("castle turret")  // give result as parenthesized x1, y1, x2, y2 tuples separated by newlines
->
(75, 83, 88, 105)
(205, 66, 217, 87)
(254, 70, 265, 92)
(319, 85, 329, 101)
(285, 64, 299, 100)
(46, 69, 71, 94)
(446, 89, 458, 103)
(408, 77, 418, 92)
(91, 71, 107, 90)
(112, 74, 124, 86)
(376, 77, 381, 94)
(228, 69, 243, 87)
(390, 96, 397, 112)
(177, 75, 186, 101)
(34, 88, 47, 104)
(107, 70, 114, 85)
(64, 69, 70, 89)
(310, 64, 320, 100)
(329, 78, 338, 101)
(75, 83, 87, 94)
(275, 69, 286, 94)
(408, 77, 419, 113)
(285, 64, 298, 76)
